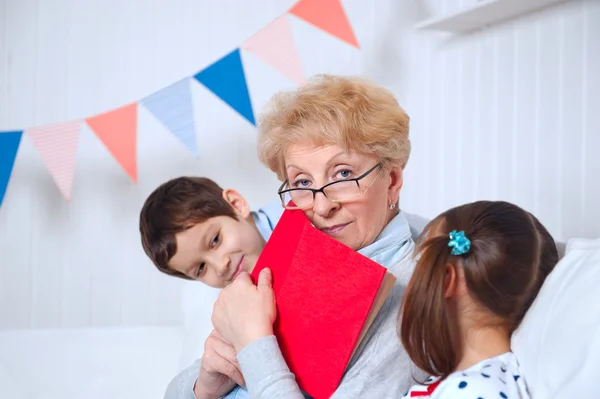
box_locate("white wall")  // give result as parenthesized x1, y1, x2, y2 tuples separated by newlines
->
(0, 0, 598, 332)
(400, 0, 600, 242)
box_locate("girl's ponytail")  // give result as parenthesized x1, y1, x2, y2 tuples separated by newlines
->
(399, 233, 462, 381)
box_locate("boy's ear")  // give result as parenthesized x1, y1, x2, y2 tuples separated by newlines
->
(222, 189, 250, 219)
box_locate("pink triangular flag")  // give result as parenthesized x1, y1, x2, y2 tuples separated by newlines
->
(289, 0, 359, 48)
(243, 15, 305, 84)
(26, 120, 81, 201)
(86, 103, 138, 183)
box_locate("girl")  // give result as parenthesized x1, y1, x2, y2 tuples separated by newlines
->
(400, 201, 558, 398)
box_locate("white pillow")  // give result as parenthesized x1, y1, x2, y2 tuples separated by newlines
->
(512, 237, 600, 398)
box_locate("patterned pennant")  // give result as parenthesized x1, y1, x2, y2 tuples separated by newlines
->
(141, 78, 198, 157)
(243, 15, 305, 84)
(289, 0, 359, 48)
(26, 121, 81, 201)
(0, 131, 23, 207)
(194, 49, 255, 125)
(86, 103, 138, 182)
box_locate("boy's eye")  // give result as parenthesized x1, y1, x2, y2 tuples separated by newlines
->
(195, 263, 205, 277)
(210, 233, 220, 249)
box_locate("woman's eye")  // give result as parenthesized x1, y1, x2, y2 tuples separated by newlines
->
(292, 179, 311, 188)
(210, 233, 220, 249)
(336, 169, 353, 179)
(195, 263, 205, 277)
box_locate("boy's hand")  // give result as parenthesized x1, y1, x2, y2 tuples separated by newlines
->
(211, 268, 276, 353)
(194, 330, 245, 399)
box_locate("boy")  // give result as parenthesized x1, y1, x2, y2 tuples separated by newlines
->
(139, 176, 283, 287)
(140, 176, 284, 399)
(140, 176, 286, 399)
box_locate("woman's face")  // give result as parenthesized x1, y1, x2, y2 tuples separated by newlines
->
(284, 143, 403, 250)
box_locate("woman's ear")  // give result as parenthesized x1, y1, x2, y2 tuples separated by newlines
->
(386, 164, 404, 204)
(222, 189, 250, 219)
(444, 263, 458, 298)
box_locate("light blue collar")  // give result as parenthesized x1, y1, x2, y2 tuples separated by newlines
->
(357, 211, 413, 269)
(251, 200, 285, 241)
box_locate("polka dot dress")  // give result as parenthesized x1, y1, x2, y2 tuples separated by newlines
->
(403, 352, 530, 398)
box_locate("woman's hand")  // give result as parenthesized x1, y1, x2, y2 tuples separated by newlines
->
(194, 330, 245, 399)
(212, 268, 277, 353)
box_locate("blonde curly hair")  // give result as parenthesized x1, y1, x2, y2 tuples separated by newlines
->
(257, 74, 411, 180)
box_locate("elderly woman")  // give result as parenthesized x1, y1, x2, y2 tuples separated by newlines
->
(213, 74, 427, 398)
(167, 75, 428, 399)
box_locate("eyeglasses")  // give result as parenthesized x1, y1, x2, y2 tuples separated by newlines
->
(278, 163, 382, 210)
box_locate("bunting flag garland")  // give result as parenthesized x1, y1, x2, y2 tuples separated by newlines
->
(290, 0, 359, 48)
(194, 49, 256, 126)
(0, 131, 23, 207)
(141, 78, 198, 157)
(86, 103, 138, 183)
(0, 0, 360, 208)
(243, 15, 305, 85)
(26, 121, 81, 201)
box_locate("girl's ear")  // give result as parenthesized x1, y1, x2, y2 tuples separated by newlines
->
(445, 263, 458, 298)
(222, 189, 250, 219)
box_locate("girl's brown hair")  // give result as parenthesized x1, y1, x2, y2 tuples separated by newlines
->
(399, 200, 558, 381)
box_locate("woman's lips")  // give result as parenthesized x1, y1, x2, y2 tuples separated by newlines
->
(319, 223, 350, 236)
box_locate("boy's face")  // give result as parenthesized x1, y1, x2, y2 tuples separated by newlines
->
(168, 189, 266, 288)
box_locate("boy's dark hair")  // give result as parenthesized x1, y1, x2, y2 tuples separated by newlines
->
(399, 200, 559, 381)
(139, 177, 237, 280)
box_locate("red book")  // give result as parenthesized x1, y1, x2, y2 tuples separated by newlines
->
(251, 209, 396, 399)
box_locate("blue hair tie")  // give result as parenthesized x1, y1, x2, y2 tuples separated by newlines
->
(448, 230, 471, 256)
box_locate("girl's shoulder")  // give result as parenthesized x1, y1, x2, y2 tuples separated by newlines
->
(404, 353, 530, 398)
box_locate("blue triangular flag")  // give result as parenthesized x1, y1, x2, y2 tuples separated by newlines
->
(141, 78, 198, 157)
(194, 49, 255, 125)
(0, 131, 23, 207)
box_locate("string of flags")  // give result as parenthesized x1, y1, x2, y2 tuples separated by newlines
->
(0, 0, 359, 207)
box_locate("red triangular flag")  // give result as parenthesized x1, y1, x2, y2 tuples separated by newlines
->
(86, 103, 138, 182)
(289, 0, 359, 48)
(243, 15, 305, 84)
(26, 120, 81, 201)
(251, 209, 395, 399)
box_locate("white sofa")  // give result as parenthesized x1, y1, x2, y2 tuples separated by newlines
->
(0, 326, 183, 399)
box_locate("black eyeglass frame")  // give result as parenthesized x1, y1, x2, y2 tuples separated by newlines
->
(277, 163, 382, 209)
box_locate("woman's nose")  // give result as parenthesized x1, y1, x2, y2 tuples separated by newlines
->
(312, 191, 340, 218)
